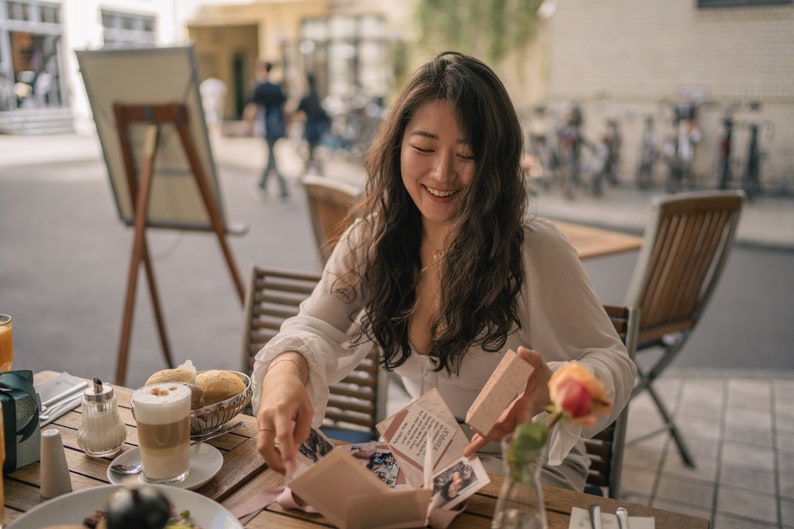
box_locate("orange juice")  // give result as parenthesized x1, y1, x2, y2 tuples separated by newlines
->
(0, 401, 5, 525)
(0, 315, 12, 372)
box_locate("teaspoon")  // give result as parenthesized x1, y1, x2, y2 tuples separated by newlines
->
(109, 420, 245, 475)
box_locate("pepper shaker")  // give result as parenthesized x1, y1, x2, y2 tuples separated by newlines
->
(77, 378, 127, 457)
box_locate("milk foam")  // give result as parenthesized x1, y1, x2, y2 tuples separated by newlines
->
(132, 383, 191, 425)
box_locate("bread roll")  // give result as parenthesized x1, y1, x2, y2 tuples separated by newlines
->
(196, 370, 245, 405)
(184, 382, 205, 409)
(145, 368, 196, 386)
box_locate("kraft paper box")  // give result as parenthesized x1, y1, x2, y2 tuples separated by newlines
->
(287, 389, 490, 529)
(465, 348, 534, 436)
(0, 370, 42, 472)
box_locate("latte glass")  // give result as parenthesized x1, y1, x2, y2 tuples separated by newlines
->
(131, 383, 191, 483)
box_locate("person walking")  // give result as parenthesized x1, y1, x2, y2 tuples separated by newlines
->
(247, 60, 289, 201)
(295, 73, 330, 177)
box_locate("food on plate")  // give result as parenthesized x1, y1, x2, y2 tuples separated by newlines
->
(103, 485, 170, 529)
(195, 370, 245, 405)
(78, 485, 203, 529)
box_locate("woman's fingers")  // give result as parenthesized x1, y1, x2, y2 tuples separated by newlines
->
(256, 365, 313, 473)
(463, 433, 488, 458)
(257, 427, 288, 473)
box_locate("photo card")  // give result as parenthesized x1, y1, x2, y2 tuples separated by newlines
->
(430, 456, 490, 510)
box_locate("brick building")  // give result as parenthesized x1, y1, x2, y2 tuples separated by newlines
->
(541, 0, 793, 190)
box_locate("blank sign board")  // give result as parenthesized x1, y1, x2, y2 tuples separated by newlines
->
(76, 45, 227, 231)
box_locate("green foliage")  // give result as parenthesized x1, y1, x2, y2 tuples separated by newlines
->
(507, 421, 548, 482)
(413, 0, 544, 62)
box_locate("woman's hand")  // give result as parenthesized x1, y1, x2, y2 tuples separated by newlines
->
(463, 346, 552, 457)
(256, 353, 313, 473)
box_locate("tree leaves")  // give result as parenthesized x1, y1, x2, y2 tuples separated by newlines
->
(413, 0, 544, 63)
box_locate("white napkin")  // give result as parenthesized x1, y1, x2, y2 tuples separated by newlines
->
(35, 372, 88, 426)
(569, 506, 655, 529)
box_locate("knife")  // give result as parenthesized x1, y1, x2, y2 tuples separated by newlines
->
(41, 380, 89, 408)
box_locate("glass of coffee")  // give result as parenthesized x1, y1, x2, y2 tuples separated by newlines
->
(131, 383, 191, 484)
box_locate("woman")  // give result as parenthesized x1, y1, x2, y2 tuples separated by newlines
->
(295, 73, 330, 177)
(251, 51, 636, 491)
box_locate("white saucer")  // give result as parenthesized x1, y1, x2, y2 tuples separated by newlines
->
(107, 442, 223, 490)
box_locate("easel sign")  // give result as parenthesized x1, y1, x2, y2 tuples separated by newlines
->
(75, 45, 245, 385)
(75, 45, 225, 231)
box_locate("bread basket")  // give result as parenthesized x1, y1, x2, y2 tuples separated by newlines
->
(190, 371, 252, 436)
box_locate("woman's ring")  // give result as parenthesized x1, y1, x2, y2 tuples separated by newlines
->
(259, 427, 275, 433)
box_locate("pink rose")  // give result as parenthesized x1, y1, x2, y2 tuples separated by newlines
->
(548, 362, 612, 426)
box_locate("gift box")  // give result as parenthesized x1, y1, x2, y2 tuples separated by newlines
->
(0, 370, 41, 472)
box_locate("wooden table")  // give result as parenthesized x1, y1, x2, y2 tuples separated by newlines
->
(3, 372, 709, 529)
(554, 221, 643, 260)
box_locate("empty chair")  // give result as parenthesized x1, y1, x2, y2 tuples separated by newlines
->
(241, 264, 386, 441)
(302, 175, 360, 263)
(584, 304, 640, 499)
(624, 190, 744, 467)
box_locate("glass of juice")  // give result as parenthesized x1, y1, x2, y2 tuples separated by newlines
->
(0, 314, 12, 372)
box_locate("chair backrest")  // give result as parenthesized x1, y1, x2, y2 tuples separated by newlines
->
(584, 304, 640, 499)
(303, 176, 360, 263)
(624, 190, 743, 345)
(241, 264, 385, 440)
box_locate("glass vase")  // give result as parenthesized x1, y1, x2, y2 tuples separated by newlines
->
(491, 433, 547, 529)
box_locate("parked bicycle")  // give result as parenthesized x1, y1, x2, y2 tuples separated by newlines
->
(591, 118, 622, 196)
(716, 102, 772, 201)
(523, 105, 562, 190)
(555, 103, 587, 198)
(636, 114, 660, 189)
(662, 101, 702, 193)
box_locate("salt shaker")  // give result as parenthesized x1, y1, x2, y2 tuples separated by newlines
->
(77, 378, 127, 457)
(40, 428, 72, 498)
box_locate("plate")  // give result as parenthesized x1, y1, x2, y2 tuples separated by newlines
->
(107, 443, 223, 490)
(10, 483, 243, 529)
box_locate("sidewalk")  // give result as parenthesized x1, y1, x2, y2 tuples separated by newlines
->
(2, 130, 792, 250)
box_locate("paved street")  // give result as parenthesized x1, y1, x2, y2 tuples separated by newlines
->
(2, 130, 792, 385)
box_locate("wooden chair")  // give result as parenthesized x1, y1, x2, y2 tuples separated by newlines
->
(241, 264, 386, 441)
(624, 190, 744, 467)
(302, 176, 360, 263)
(584, 304, 640, 499)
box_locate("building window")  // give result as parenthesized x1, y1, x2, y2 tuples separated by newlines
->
(101, 9, 156, 48)
(299, 14, 391, 101)
(698, 0, 792, 7)
(7, 0, 58, 22)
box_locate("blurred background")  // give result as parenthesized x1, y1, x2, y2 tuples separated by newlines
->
(1, 0, 792, 196)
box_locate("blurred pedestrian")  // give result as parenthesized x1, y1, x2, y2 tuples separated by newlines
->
(295, 73, 330, 177)
(200, 76, 227, 135)
(246, 60, 289, 201)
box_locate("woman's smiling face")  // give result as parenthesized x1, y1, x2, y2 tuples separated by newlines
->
(400, 99, 475, 232)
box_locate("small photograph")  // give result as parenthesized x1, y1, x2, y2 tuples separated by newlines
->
(348, 443, 404, 487)
(298, 428, 335, 462)
(431, 457, 484, 510)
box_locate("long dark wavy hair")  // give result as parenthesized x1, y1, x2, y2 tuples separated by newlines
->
(339, 51, 527, 375)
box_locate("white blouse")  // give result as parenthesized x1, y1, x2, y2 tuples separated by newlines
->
(251, 216, 637, 490)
